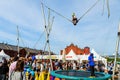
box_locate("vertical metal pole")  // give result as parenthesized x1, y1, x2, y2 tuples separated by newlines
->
(41, 1, 54, 71)
(62, 49, 66, 62)
(17, 26, 20, 57)
(112, 22, 120, 80)
(47, 9, 53, 71)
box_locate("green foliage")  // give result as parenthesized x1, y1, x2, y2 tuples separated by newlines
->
(106, 57, 120, 62)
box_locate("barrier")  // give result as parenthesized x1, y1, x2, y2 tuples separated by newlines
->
(50, 70, 112, 80)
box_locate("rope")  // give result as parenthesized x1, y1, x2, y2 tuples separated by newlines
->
(78, 0, 100, 21)
(106, 0, 110, 18)
(48, 8, 50, 30)
(33, 30, 45, 49)
(42, 17, 54, 58)
(102, 0, 105, 16)
(19, 34, 25, 47)
(40, 1, 72, 23)
(16, 26, 26, 47)
(41, 2, 47, 26)
(40, 0, 109, 25)
(49, 16, 55, 33)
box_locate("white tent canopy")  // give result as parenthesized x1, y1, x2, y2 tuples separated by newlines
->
(91, 49, 107, 68)
(65, 49, 79, 60)
(79, 54, 89, 62)
(77, 49, 107, 68)
(35, 54, 60, 59)
(0, 50, 10, 62)
(35, 54, 42, 59)
(35, 48, 107, 68)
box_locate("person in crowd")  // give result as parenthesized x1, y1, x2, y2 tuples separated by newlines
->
(9, 56, 19, 80)
(0, 58, 9, 80)
(40, 61, 45, 72)
(73, 61, 76, 70)
(88, 53, 95, 77)
(10, 60, 25, 80)
(0, 62, 2, 67)
(67, 62, 72, 70)
(32, 55, 36, 62)
(58, 60, 63, 70)
(32, 60, 37, 71)
(35, 68, 41, 80)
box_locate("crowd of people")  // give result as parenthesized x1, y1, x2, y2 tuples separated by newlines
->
(0, 54, 120, 80)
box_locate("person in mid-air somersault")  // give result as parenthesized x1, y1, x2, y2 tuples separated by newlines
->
(88, 53, 95, 77)
(72, 13, 78, 25)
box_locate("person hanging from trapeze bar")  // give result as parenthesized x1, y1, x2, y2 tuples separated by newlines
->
(41, 0, 110, 26)
(72, 13, 78, 25)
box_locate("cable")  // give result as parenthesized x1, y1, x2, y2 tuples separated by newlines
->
(49, 16, 55, 33)
(41, 0, 100, 25)
(102, 0, 105, 16)
(41, 0, 48, 52)
(19, 34, 25, 47)
(40, 0, 109, 26)
(40, 1, 72, 23)
(106, 0, 110, 18)
(41, 2, 47, 26)
(33, 30, 45, 49)
(78, 0, 100, 21)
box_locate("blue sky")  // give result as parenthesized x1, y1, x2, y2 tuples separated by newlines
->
(0, 0, 120, 55)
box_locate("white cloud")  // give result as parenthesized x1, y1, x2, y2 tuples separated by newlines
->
(0, 0, 43, 31)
